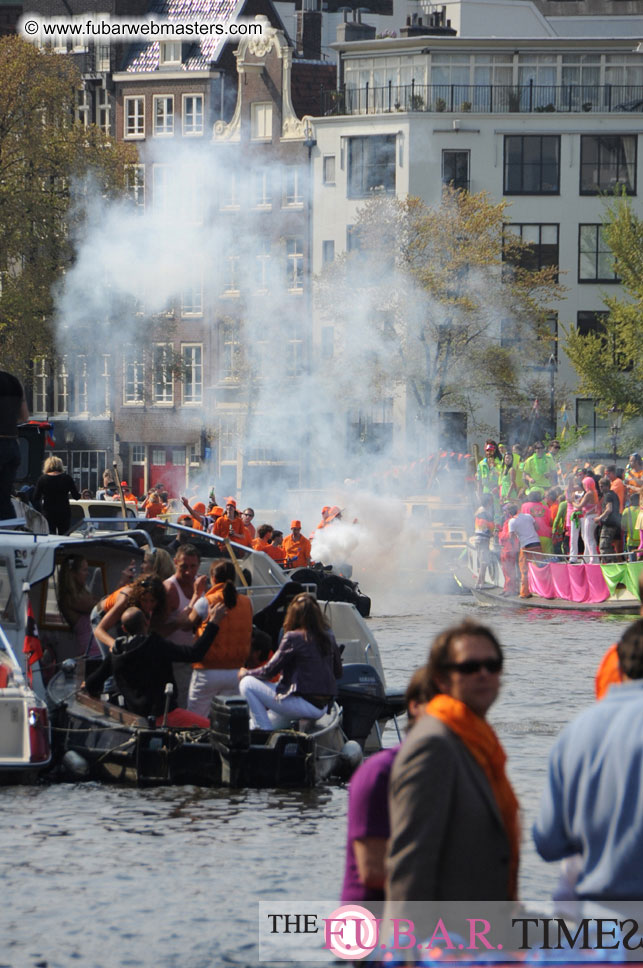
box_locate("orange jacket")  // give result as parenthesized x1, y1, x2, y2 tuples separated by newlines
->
(283, 534, 311, 568)
(252, 537, 273, 554)
(595, 643, 621, 699)
(194, 583, 253, 670)
(265, 545, 286, 566)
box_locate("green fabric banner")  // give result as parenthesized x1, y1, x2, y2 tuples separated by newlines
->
(601, 560, 643, 598)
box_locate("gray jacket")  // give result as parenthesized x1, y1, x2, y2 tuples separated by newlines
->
(386, 714, 512, 903)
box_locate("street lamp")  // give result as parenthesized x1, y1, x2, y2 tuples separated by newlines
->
(608, 405, 623, 463)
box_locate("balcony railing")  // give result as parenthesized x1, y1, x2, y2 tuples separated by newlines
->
(321, 83, 643, 116)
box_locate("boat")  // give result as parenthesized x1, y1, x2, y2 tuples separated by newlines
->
(460, 538, 642, 613)
(47, 660, 362, 788)
(0, 623, 51, 782)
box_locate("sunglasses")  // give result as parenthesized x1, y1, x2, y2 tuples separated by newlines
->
(442, 658, 503, 675)
(139, 578, 156, 589)
(550, 445, 560, 450)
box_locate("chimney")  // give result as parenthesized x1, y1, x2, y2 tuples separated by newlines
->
(297, 1, 322, 60)
(336, 7, 376, 43)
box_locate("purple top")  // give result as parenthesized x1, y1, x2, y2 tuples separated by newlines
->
(341, 745, 400, 902)
(246, 629, 342, 699)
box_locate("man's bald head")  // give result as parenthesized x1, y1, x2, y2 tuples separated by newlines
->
(121, 607, 148, 636)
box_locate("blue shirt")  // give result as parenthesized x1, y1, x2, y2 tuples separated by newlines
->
(533, 680, 643, 900)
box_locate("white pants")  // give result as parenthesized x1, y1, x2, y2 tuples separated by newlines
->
(582, 513, 599, 565)
(569, 518, 581, 562)
(238, 676, 325, 730)
(187, 668, 240, 718)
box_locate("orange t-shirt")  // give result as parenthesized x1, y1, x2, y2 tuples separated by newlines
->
(194, 583, 253, 670)
(611, 478, 626, 513)
(213, 515, 248, 546)
(282, 534, 312, 568)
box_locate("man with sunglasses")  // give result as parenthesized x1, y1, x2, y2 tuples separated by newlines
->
(386, 620, 519, 904)
(523, 441, 557, 495)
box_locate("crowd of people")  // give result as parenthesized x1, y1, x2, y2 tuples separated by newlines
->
(475, 438, 643, 597)
(341, 579, 643, 956)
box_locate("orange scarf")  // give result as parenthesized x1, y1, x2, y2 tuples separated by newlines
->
(427, 694, 520, 900)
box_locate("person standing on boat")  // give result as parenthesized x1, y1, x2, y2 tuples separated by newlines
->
(523, 441, 557, 496)
(520, 490, 553, 555)
(162, 545, 207, 708)
(570, 477, 599, 565)
(212, 497, 249, 546)
(472, 493, 496, 589)
(499, 452, 520, 504)
(507, 504, 542, 598)
(238, 592, 343, 730)
(596, 476, 622, 561)
(0, 370, 29, 521)
(476, 440, 502, 502)
(534, 618, 643, 909)
(86, 601, 228, 728)
(386, 620, 519, 903)
(283, 520, 312, 568)
(32, 455, 81, 534)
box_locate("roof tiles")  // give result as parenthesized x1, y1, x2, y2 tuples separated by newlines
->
(125, 0, 242, 71)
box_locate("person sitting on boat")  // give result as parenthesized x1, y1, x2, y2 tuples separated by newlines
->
(520, 490, 553, 555)
(57, 555, 101, 659)
(86, 602, 227, 728)
(252, 524, 275, 554)
(237, 592, 343, 730)
(596, 476, 622, 562)
(283, 520, 312, 569)
(473, 493, 496, 589)
(507, 504, 542, 599)
(570, 477, 599, 565)
(186, 560, 253, 717)
(240, 508, 256, 542)
(266, 530, 287, 566)
(94, 575, 167, 653)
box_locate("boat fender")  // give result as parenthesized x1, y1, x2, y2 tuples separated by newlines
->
(338, 739, 363, 778)
(62, 749, 90, 779)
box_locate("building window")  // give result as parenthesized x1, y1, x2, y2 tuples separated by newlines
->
(251, 102, 272, 141)
(181, 276, 202, 315)
(580, 135, 636, 195)
(125, 164, 145, 211)
(347, 225, 362, 252)
(101, 355, 111, 414)
(503, 135, 560, 195)
(322, 240, 335, 265)
(54, 357, 69, 414)
(132, 445, 145, 463)
(172, 448, 186, 466)
(219, 416, 239, 462)
(33, 357, 48, 415)
(125, 96, 144, 138)
(68, 450, 107, 494)
(160, 41, 182, 66)
(153, 96, 174, 136)
(286, 323, 304, 377)
(222, 322, 241, 380)
(182, 94, 203, 135)
(75, 88, 90, 128)
(223, 253, 240, 295)
(284, 166, 304, 206)
(124, 350, 144, 404)
(504, 223, 559, 274)
(579, 224, 619, 283)
(286, 238, 304, 292)
(97, 88, 111, 134)
(152, 448, 165, 465)
(221, 171, 239, 209)
(96, 44, 110, 72)
(76, 356, 88, 414)
(153, 344, 174, 404)
(442, 150, 470, 191)
(348, 135, 396, 198)
(577, 310, 609, 337)
(254, 169, 272, 208)
(323, 155, 336, 185)
(576, 399, 611, 449)
(256, 240, 271, 291)
(182, 344, 202, 404)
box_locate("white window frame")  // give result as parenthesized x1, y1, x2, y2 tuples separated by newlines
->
(97, 87, 111, 134)
(223, 254, 240, 296)
(286, 238, 304, 293)
(254, 169, 272, 209)
(323, 155, 336, 185)
(182, 344, 203, 405)
(131, 445, 146, 464)
(251, 102, 272, 142)
(125, 164, 145, 211)
(124, 96, 145, 139)
(182, 94, 204, 136)
(54, 357, 69, 415)
(153, 96, 174, 137)
(153, 343, 174, 405)
(256, 240, 271, 292)
(284, 166, 304, 207)
(181, 277, 203, 316)
(160, 41, 182, 66)
(101, 355, 111, 415)
(33, 357, 48, 416)
(76, 355, 88, 415)
(75, 88, 90, 128)
(123, 351, 145, 405)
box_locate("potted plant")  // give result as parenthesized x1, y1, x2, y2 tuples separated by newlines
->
(435, 97, 446, 112)
(461, 101, 472, 112)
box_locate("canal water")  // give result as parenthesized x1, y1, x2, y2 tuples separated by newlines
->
(0, 593, 633, 968)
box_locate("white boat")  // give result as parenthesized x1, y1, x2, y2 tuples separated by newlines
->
(0, 623, 51, 781)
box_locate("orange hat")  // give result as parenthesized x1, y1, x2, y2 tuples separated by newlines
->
(321, 506, 330, 513)
(120, 481, 128, 487)
(178, 514, 191, 524)
(207, 505, 223, 517)
(193, 502, 206, 514)
(226, 497, 237, 508)
(327, 505, 341, 522)
(291, 519, 301, 529)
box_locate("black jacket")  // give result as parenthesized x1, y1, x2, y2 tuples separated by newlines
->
(86, 622, 219, 717)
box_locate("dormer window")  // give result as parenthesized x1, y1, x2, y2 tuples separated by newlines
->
(160, 42, 182, 67)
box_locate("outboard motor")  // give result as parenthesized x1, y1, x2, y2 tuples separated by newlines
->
(338, 663, 390, 748)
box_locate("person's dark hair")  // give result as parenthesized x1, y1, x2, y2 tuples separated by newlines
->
(161, 491, 169, 503)
(599, 476, 612, 495)
(546, 488, 559, 502)
(606, 465, 616, 475)
(175, 543, 200, 561)
(121, 607, 147, 636)
(618, 620, 643, 680)
(405, 667, 429, 725)
(211, 560, 237, 608)
(128, 575, 166, 613)
(248, 626, 273, 665)
(527, 489, 543, 503)
(423, 620, 503, 701)
(505, 503, 518, 516)
(257, 524, 273, 540)
(283, 592, 332, 654)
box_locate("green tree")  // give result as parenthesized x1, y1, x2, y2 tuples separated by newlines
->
(317, 189, 562, 443)
(0, 36, 136, 374)
(565, 195, 643, 418)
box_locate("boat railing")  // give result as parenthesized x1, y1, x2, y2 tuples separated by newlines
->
(521, 548, 637, 565)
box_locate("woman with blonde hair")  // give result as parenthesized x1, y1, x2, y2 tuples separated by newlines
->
(238, 592, 343, 729)
(33, 455, 80, 534)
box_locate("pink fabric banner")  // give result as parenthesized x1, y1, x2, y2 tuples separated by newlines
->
(528, 561, 610, 603)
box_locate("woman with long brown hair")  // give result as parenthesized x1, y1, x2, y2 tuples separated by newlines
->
(238, 592, 343, 729)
